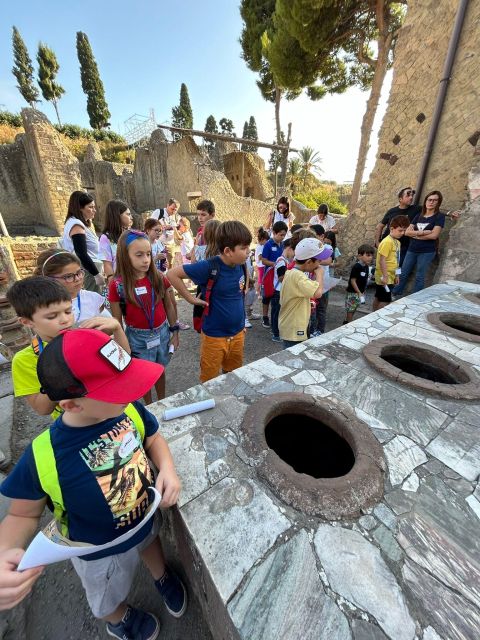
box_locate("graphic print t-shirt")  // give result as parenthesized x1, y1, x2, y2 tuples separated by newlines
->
(0, 402, 158, 560)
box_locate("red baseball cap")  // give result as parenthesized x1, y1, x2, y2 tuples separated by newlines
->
(37, 328, 164, 403)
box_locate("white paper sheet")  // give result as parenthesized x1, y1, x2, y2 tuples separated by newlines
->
(17, 487, 161, 571)
(323, 276, 341, 293)
(163, 398, 215, 421)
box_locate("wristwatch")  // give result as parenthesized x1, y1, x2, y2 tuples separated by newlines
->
(169, 323, 180, 333)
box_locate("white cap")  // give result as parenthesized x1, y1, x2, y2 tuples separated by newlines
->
(295, 238, 333, 261)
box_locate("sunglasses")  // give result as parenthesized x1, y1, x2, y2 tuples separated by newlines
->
(404, 190, 415, 196)
(51, 268, 85, 283)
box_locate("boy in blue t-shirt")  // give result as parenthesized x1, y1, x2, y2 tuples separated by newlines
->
(260, 220, 288, 327)
(167, 220, 252, 382)
(0, 329, 186, 640)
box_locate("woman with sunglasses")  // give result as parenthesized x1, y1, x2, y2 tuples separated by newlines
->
(34, 249, 111, 324)
(393, 190, 446, 295)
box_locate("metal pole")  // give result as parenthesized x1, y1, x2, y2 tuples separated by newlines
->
(414, 0, 470, 204)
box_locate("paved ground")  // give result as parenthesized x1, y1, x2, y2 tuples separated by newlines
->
(1, 283, 376, 639)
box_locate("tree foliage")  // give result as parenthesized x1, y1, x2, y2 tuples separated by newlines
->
(219, 118, 235, 136)
(204, 115, 218, 151)
(297, 146, 322, 188)
(37, 43, 65, 125)
(11, 27, 39, 107)
(171, 83, 193, 140)
(76, 32, 111, 130)
(241, 115, 258, 152)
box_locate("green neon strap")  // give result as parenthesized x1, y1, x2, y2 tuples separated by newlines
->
(124, 403, 145, 441)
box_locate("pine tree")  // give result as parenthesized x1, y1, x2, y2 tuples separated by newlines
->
(241, 121, 249, 151)
(11, 27, 39, 107)
(204, 115, 218, 151)
(219, 118, 235, 136)
(37, 43, 65, 125)
(247, 115, 258, 151)
(76, 32, 111, 130)
(171, 83, 193, 141)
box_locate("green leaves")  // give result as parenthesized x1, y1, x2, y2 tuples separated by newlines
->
(12, 26, 39, 107)
(37, 43, 65, 125)
(76, 32, 111, 130)
(241, 116, 258, 152)
(171, 83, 193, 140)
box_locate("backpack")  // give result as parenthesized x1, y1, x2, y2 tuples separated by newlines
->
(192, 257, 248, 333)
(262, 266, 275, 299)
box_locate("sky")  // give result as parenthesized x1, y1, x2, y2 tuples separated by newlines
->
(0, 0, 392, 184)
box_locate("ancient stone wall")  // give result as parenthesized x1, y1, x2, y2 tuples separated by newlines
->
(341, 0, 480, 265)
(223, 152, 272, 201)
(91, 162, 136, 228)
(0, 135, 40, 226)
(1, 236, 61, 280)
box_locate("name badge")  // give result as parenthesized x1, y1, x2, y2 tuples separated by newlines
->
(395, 268, 402, 275)
(146, 337, 161, 349)
(360, 272, 366, 277)
(272, 247, 278, 251)
(135, 286, 148, 295)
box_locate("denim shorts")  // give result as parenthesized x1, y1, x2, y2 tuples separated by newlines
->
(126, 321, 170, 366)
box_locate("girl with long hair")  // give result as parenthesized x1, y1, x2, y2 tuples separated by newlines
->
(99, 200, 133, 281)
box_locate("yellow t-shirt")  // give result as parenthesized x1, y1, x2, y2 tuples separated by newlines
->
(279, 268, 319, 342)
(12, 343, 62, 419)
(375, 235, 400, 285)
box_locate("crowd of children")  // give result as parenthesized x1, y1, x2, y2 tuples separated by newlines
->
(0, 192, 421, 637)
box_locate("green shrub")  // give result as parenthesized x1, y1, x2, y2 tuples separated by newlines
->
(296, 188, 347, 215)
(54, 123, 125, 143)
(0, 111, 22, 127)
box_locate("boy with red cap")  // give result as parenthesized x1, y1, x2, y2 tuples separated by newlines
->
(0, 329, 186, 640)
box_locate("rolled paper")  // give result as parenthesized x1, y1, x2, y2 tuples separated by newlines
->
(163, 398, 215, 421)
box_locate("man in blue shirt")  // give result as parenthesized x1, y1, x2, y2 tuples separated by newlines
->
(168, 220, 252, 382)
(259, 220, 288, 327)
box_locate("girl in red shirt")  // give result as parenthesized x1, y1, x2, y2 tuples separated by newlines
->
(108, 230, 179, 402)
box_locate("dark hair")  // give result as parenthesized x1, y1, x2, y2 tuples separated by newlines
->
(272, 221, 288, 234)
(317, 203, 329, 216)
(276, 196, 290, 217)
(65, 191, 94, 227)
(204, 219, 221, 258)
(115, 231, 165, 305)
(216, 221, 252, 253)
(290, 224, 303, 234)
(310, 224, 325, 237)
(290, 229, 315, 251)
(102, 200, 129, 244)
(283, 238, 293, 249)
(144, 218, 162, 233)
(197, 200, 215, 215)
(34, 249, 80, 277)
(7, 276, 70, 319)
(358, 243, 375, 256)
(166, 198, 180, 208)
(324, 231, 337, 251)
(422, 190, 443, 215)
(390, 215, 410, 229)
(257, 227, 270, 242)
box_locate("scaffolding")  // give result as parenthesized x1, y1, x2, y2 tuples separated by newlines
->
(124, 109, 157, 147)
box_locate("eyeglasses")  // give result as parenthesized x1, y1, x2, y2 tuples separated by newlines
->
(51, 268, 85, 283)
(426, 198, 439, 202)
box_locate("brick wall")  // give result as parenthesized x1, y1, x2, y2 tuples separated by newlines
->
(4, 237, 61, 279)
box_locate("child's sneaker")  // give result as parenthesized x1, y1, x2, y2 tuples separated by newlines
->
(106, 605, 160, 640)
(245, 318, 253, 328)
(262, 316, 270, 328)
(271, 335, 282, 343)
(155, 567, 187, 618)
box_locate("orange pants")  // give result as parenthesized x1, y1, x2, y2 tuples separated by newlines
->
(200, 330, 245, 382)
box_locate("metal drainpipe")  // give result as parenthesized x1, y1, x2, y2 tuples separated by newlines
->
(414, 0, 470, 205)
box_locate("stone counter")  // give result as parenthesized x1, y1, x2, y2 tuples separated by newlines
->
(148, 281, 480, 640)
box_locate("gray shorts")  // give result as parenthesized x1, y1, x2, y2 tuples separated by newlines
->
(71, 512, 162, 619)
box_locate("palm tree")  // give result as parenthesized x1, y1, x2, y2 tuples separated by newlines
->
(287, 157, 302, 193)
(298, 147, 322, 188)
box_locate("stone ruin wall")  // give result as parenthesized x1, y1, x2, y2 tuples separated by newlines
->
(341, 0, 480, 277)
(223, 151, 273, 201)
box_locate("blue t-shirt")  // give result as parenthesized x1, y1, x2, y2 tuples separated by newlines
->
(261, 238, 284, 265)
(408, 212, 445, 253)
(1, 401, 158, 560)
(184, 257, 246, 337)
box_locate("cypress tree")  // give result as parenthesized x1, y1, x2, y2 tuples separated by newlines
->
(241, 121, 249, 151)
(37, 43, 65, 125)
(76, 32, 111, 129)
(204, 115, 218, 151)
(171, 83, 193, 141)
(12, 26, 39, 107)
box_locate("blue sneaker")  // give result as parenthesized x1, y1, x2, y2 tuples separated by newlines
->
(155, 567, 187, 618)
(106, 605, 160, 640)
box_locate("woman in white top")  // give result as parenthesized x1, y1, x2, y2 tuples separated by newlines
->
(309, 203, 338, 233)
(98, 199, 133, 283)
(62, 191, 105, 293)
(265, 197, 294, 238)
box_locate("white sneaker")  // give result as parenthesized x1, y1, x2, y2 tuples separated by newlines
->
(245, 318, 252, 328)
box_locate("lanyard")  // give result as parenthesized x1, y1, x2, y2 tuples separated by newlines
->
(134, 281, 156, 330)
(74, 293, 81, 323)
(394, 239, 401, 265)
(32, 335, 44, 356)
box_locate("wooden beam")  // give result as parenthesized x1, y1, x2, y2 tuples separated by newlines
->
(157, 124, 299, 153)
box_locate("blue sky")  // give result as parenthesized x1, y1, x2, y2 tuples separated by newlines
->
(0, 0, 391, 183)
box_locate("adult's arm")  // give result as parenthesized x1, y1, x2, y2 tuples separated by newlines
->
(374, 222, 386, 247)
(415, 225, 443, 241)
(71, 233, 99, 275)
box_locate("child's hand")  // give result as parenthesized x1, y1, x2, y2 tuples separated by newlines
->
(191, 297, 208, 308)
(80, 316, 120, 335)
(155, 465, 181, 508)
(0, 549, 43, 610)
(394, 276, 400, 285)
(381, 274, 388, 284)
(170, 332, 179, 350)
